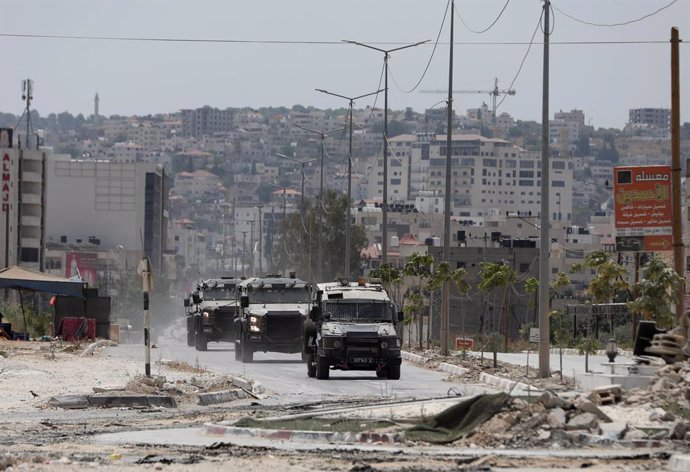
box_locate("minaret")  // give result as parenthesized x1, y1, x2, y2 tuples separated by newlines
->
(94, 92, 100, 119)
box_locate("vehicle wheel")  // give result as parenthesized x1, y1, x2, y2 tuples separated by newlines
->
(376, 370, 387, 378)
(386, 364, 401, 380)
(315, 351, 329, 380)
(186, 327, 194, 347)
(303, 321, 316, 354)
(307, 354, 316, 378)
(241, 342, 253, 363)
(234, 342, 241, 361)
(196, 331, 208, 351)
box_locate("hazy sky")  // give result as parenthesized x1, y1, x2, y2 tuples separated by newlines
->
(1, 0, 688, 129)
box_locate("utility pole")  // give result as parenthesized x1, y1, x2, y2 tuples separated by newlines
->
(240, 231, 248, 277)
(440, 0, 455, 356)
(538, 0, 552, 378)
(256, 203, 264, 275)
(277, 153, 319, 279)
(670, 27, 685, 327)
(137, 257, 153, 378)
(315, 87, 383, 278)
(345, 39, 429, 267)
(293, 124, 343, 282)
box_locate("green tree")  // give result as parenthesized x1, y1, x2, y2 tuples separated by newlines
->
(571, 251, 629, 305)
(281, 191, 368, 281)
(628, 256, 682, 329)
(427, 261, 470, 354)
(402, 253, 434, 348)
(478, 261, 517, 352)
(370, 263, 403, 309)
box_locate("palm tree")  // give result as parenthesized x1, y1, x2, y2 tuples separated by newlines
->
(478, 261, 517, 352)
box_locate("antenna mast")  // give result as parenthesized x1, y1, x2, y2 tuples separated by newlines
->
(21, 79, 34, 149)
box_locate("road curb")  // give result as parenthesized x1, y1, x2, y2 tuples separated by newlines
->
(197, 389, 247, 406)
(478, 373, 541, 394)
(203, 423, 405, 445)
(48, 394, 177, 409)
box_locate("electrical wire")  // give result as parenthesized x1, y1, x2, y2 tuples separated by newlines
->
(0, 33, 671, 46)
(495, 9, 543, 113)
(387, 0, 450, 94)
(455, 0, 511, 34)
(553, 0, 680, 27)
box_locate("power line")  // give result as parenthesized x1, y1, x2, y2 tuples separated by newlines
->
(0, 33, 673, 46)
(553, 0, 681, 27)
(455, 0, 511, 34)
(495, 10, 544, 113)
(388, 0, 451, 94)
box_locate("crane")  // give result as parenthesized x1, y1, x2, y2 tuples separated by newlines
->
(421, 77, 516, 123)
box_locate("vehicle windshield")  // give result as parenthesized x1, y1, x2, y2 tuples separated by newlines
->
(204, 286, 236, 301)
(323, 301, 391, 322)
(249, 288, 310, 304)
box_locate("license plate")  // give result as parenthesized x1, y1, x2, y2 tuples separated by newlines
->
(352, 357, 374, 364)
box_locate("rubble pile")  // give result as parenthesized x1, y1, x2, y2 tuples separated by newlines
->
(407, 347, 574, 391)
(626, 360, 690, 417)
(123, 373, 246, 403)
(456, 390, 652, 449)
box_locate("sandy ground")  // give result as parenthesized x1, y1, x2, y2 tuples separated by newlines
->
(0, 339, 675, 471)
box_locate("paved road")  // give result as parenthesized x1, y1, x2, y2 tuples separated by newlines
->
(104, 339, 490, 404)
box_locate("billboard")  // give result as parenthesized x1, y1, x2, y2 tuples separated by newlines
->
(613, 165, 672, 252)
(65, 252, 99, 287)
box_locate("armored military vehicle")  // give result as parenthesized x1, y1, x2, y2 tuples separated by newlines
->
(234, 274, 311, 363)
(304, 278, 403, 380)
(185, 277, 239, 351)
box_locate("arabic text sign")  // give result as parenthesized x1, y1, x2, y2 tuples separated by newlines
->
(614, 165, 672, 251)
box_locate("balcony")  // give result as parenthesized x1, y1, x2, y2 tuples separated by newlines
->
(20, 215, 41, 227)
(21, 171, 42, 183)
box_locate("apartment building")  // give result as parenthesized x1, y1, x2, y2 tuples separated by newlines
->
(174, 170, 221, 198)
(383, 133, 573, 222)
(181, 106, 234, 137)
(0, 135, 48, 271)
(629, 108, 670, 132)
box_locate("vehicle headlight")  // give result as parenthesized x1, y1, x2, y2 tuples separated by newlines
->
(249, 316, 260, 332)
(202, 311, 211, 319)
(381, 340, 389, 349)
(323, 336, 343, 349)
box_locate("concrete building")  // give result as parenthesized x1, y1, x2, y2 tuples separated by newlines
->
(45, 157, 169, 274)
(0, 138, 48, 271)
(174, 170, 221, 198)
(383, 133, 573, 222)
(628, 108, 670, 133)
(181, 106, 234, 138)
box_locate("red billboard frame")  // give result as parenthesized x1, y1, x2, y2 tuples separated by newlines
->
(613, 165, 672, 252)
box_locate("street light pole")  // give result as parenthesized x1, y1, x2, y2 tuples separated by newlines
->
(268, 183, 296, 277)
(315, 87, 383, 278)
(277, 153, 319, 279)
(344, 39, 429, 267)
(293, 124, 343, 282)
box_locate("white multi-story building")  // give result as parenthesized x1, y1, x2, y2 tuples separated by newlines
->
(381, 133, 573, 222)
(0, 137, 48, 271)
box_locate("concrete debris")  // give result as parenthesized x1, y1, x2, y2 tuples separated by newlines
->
(566, 412, 599, 431)
(589, 384, 622, 405)
(573, 397, 612, 422)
